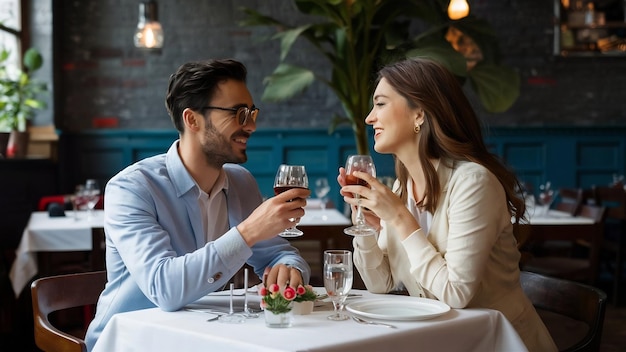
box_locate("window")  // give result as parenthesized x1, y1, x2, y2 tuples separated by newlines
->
(0, 0, 22, 74)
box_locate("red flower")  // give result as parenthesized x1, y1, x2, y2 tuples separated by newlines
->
(259, 285, 268, 296)
(283, 286, 296, 301)
(269, 283, 280, 294)
(296, 285, 306, 296)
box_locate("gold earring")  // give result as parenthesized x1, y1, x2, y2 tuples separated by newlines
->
(414, 124, 421, 134)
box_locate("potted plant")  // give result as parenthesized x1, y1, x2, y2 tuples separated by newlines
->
(240, 0, 519, 155)
(0, 47, 47, 158)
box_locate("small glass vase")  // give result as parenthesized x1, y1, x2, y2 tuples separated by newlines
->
(264, 309, 293, 328)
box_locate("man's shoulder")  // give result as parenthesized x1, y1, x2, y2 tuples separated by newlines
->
(112, 153, 167, 182)
(224, 163, 252, 177)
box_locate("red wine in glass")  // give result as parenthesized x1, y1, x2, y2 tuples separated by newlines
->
(343, 155, 377, 236)
(274, 185, 309, 195)
(273, 165, 308, 237)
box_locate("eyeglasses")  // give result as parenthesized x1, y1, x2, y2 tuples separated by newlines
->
(201, 105, 259, 126)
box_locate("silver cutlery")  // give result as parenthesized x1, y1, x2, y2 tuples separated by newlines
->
(352, 315, 397, 328)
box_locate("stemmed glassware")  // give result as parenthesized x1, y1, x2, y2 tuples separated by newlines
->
(314, 177, 331, 213)
(218, 283, 246, 324)
(537, 181, 556, 216)
(84, 179, 101, 220)
(273, 164, 309, 237)
(323, 250, 353, 321)
(242, 268, 259, 318)
(343, 155, 378, 236)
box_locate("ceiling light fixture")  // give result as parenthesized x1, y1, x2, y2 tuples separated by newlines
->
(448, 0, 470, 20)
(134, 1, 163, 50)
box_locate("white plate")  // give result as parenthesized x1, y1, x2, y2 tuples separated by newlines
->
(346, 296, 450, 321)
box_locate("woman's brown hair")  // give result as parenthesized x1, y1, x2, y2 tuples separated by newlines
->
(377, 57, 525, 222)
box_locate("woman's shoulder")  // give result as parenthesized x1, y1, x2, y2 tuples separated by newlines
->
(448, 160, 497, 184)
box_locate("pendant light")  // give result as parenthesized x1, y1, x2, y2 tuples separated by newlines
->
(448, 0, 470, 20)
(134, 1, 164, 50)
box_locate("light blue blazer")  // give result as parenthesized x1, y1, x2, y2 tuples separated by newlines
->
(85, 141, 310, 350)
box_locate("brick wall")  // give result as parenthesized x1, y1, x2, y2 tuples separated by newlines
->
(32, 0, 626, 131)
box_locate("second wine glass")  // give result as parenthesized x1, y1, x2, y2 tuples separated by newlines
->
(84, 179, 101, 220)
(324, 250, 353, 321)
(344, 155, 378, 236)
(273, 164, 309, 237)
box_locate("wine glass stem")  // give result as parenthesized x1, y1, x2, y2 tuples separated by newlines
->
(354, 194, 365, 226)
(228, 283, 235, 314)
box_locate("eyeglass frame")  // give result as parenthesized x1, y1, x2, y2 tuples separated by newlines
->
(201, 105, 259, 126)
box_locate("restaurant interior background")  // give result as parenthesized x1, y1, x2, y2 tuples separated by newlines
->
(1, 0, 626, 349)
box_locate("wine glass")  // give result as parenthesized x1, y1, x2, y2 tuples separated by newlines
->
(84, 179, 101, 220)
(537, 181, 556, 216)
(314, 177, 331, 212)
(323, 250, 353, 321)
(218, 283, 246, 324)
(343, 155, 378, 236)
(273, 164, 309, 237)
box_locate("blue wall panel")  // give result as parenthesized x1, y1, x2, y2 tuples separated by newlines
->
(59, 127, 626, 211)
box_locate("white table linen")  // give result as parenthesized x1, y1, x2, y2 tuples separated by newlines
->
(92, 289, 527, 352)
(516, 209, 595, 225)
(9, 210, 105, 297)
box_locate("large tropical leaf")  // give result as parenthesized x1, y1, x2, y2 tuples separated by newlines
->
(261, 64, 316, 102)
(468, 63, 520, 113)
(406, 46, 467, 78)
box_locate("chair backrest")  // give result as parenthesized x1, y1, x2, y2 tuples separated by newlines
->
(31, 271, 107, 352)
(577, 204, 607, 223)
(520, 270, 607, 352)
(593, 186, 626, 221)
(556, 188, 583, 215)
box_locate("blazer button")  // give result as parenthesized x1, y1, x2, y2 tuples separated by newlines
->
(207, 272, 222, 283)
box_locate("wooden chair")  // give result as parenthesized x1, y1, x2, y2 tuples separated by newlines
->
(520, 271, 607, 352)
(555, 187, 583, 215)
(593, 186, 626, 306)
(31, 270, 107, 352)
(520, 204, 606, 285)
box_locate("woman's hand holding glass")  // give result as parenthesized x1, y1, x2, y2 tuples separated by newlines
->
(342, 155, 378, 236)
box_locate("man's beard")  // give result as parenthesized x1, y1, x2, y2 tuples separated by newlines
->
(200, 123, 248, 168)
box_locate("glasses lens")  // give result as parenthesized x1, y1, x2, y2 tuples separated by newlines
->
(237, 107, 258, 125)
(237, 107, 248, 125)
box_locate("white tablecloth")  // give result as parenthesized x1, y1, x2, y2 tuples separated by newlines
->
(517, 209, 595, 225)
(9, 210, 105, 297)
(92, 289, 527, 352)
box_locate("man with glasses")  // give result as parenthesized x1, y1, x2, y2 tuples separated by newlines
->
(85, 59, 311, 350)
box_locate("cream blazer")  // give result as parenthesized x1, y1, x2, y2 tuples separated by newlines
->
(353, 159, 556, 352)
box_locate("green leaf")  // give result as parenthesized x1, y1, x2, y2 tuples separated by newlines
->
(468, 63, 520, 113)
(261, 64, 316, 102)
(406, 46, 467, 78)
(276, 26, 312, 61)
(23, 48, 43, 72)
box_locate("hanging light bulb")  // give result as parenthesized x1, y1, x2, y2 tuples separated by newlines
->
(448, 0, 470, 20)
(134, 1, 164, 50)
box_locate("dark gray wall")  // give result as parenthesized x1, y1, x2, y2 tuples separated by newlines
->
(28, 0, 626, 131)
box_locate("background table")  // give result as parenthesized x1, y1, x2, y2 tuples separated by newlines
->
(9, 210, 105, 297)
(91, 289, 528, 352)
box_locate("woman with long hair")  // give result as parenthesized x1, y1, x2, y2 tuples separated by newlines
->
(338, 58, 556, 351)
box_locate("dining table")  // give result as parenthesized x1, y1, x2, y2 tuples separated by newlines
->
(9, 210, 106, 297)
(91, 288, 528, 352)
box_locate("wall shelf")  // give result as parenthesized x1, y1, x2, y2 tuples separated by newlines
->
(554, 0, 626, 57)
